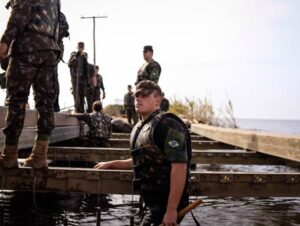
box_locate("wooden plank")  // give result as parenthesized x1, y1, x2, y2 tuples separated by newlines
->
(110, 133, 207, 141)
(0, 167, 299, 197)
(108, 138, 235, 150)
(16, 147, 297, 166)
(192, 124, 300, 162)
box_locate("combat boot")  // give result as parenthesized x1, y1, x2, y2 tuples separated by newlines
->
(24, 140, 48, 169)
(0, 144, 18, 168)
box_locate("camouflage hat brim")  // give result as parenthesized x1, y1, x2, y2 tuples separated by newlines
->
(134, 88, 154, 97)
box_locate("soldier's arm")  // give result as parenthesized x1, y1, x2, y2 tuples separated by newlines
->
(71, 112, 90, 124)
(94, 158, 133, 169)
(1, 0, 32, 47)
(154, 117, 188, 224)
(148, 62, 161, 83)
(100, 75, 105, 92)
(68, 52, 77, 67)
(163, 163, 187, 225)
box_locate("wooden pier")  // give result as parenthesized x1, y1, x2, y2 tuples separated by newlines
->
(0, 107, 300, 197)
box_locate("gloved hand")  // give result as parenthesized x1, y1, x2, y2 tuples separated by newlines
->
(102, 92, 106, 99)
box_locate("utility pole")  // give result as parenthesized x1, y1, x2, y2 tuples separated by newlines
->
(80, 15, 107, 65)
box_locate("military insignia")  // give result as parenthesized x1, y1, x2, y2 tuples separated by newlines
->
(168, 140, 179, 148)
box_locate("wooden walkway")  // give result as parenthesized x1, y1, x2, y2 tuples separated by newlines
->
(0, 107, 300, 197)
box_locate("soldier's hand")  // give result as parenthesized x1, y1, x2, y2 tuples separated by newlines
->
(162, 208, 178, 226)
(102, 92, 106, 99)
(75, 51, 81, 57)
(0, 42, 8, 61)
(94, 162, 111, 169)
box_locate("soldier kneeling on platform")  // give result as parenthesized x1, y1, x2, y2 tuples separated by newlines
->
(72, 101, 112, 147)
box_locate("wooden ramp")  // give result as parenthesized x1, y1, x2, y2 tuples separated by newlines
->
(192, 124, 300, 162)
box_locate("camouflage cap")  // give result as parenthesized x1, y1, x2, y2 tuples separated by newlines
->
(135, 80, 162, 96)
(143, 45, 153, 52)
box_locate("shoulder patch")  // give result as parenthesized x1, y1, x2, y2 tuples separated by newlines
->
(168, 140, 180, 148)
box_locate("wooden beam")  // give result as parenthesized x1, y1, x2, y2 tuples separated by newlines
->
(192, 124, 300, 162)
(110, 133, 207, 141)
(0, 167, 299, 197)
(108, 138, 235, 150)
(15, 147, 297, 166)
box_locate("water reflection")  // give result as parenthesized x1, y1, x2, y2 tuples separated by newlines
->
(0, 192, 300, 225)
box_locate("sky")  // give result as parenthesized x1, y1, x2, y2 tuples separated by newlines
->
(0, 0, 299, 120)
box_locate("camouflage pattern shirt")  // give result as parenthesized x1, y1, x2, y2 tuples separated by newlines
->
(57, 12, 69, 56)
(1, 0, 61, 55)
(136, 59, 161, 84)
(76, 112, 112, 139)
(96, 74, 105, 91)
(123, 92, 135, 110)
(68, 52, 88, 78)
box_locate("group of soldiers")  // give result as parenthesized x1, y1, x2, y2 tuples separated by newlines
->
(68, 42, 105, 113)
(0, 1, 193, 225)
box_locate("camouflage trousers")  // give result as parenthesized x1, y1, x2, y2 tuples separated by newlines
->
(86, 86, 94, 113)
(53, 66, 60, 112)
(3, 50, 59, 144)
(71, 76, 87, 113)
(93, 87, 101, 102)
(126, 108, 138, 125)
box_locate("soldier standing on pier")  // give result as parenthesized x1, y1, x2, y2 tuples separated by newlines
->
(68, 42, 89, 113)
(93, 65, 105, 101)
(0, 0, 61, 168)
(95, 81, 191, 225)
(135, 45, 161, 85)
(123, 84, 138, 125)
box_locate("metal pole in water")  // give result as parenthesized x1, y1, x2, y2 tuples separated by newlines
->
(31, 175, 37, 226)
(0, 176, 4, 226)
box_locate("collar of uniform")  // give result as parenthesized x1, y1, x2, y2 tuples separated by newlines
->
(141, 109, 161, 124)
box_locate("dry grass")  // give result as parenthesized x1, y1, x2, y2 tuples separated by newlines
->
(169, 97, 238, 128)
(103, 104, 124, 116)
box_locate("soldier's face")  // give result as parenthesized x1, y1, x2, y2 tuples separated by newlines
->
(78, 46, 84, 53)
(143, 50, 153, 61)
(135, 91, 161, 117)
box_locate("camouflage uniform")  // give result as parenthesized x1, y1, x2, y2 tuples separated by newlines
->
(93, 73, 105, 102)
(86, 64, 96, 113)
(75, 112, 112, 147)
(130, 110, 191, 225)
(123, 91, 137, 125)
(54, 12, 69, 112)
(1, 0, 61, 144)
(135, 59, 161, 85)
(68, 50, 88, 113)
